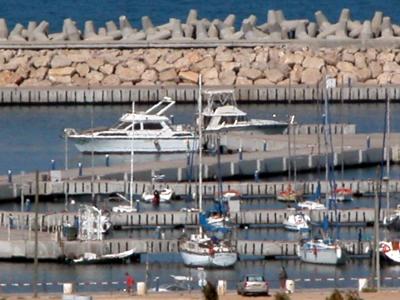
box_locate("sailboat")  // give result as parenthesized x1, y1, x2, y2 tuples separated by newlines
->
(112, 100, 137, 213)
(199, 135, 232, 234)
(178, 76, 238, 268)
(283, 211, 310, 231)
(298, 76, 346, 265)
(298, 182, 326, 210)
(277, 115, 301, 202)
(297, 237, 347, 265)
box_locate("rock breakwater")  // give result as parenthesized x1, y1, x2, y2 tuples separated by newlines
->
(1, 46, 400, 87)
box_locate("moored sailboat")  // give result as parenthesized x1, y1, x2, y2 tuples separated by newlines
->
(297, 238, 346, 265)
(178, 76, 237, 268)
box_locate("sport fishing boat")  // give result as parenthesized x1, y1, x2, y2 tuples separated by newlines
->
(202, 90, 287, 134)
(297, 238, 346, 265)
(283, 212, 310, 231)
(64, 97, 197, 153)
(379, 240, 400, 264)
(178, 77, 237, 268)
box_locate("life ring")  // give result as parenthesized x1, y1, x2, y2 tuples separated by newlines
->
(381, 244, 390, 253)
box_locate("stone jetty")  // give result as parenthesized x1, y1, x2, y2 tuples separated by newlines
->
(2, 46, 400, 88)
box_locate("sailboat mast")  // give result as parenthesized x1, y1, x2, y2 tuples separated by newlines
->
(386, 97, 390, 210)
(198, 75, 203, 213)
(323, 77, 329, 203)
(216, 135, 222, 199)
(130, 100, 135, 208)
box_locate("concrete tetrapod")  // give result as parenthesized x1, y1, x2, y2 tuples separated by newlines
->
(0, 18, 8, 40)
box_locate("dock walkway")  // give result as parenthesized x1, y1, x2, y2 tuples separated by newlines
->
(1, 85, 400, 104)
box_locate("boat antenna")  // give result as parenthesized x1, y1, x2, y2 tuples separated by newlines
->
(130, 99, 135, 208)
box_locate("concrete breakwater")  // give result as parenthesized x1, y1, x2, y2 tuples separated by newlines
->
(0, 8, 400, 46)
(3, 47, 400, 92)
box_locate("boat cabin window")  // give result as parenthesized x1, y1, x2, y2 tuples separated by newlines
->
(98, 132, 128, 136)
(143, 123, 163, 130)
(219, 116, 236, 125)
(237, 116, 248, 122)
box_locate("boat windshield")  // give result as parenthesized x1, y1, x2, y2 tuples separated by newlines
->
(114, 122, 140, 130)
(114, 122, 131, 130)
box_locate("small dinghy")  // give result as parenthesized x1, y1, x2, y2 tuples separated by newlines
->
(72, 249, 136, 264)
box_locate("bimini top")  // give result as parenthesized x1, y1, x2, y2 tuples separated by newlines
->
(203, 105, 247, 117)
(119, 112, 170, 123)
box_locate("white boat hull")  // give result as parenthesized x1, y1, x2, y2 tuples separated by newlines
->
(205, 122, 287, 135)
(70, 136, 197, 153)
(380, 241, 400, 264)
(142, 191, 173, 203)
(180, 250, 237, 268)
(298, 244, 346, 265)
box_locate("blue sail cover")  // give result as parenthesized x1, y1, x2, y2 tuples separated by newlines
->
(199, 202, 231, 234)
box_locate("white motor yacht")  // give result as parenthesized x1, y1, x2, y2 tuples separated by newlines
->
(65, 97, 197, 153)
(202, 90, 287, 134)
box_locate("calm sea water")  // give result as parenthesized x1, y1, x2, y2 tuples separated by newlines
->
(2, 0, 400, 31)
(0, 103, 399, 174)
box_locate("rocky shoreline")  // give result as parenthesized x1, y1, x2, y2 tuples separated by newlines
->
(1, 46, 400, 87)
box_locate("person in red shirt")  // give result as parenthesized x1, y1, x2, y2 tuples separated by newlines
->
(125, 272, 135, 294)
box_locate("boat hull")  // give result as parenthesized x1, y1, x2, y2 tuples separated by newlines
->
(70, 136, 197, 153)
(180, 250, 237, 268)
(298, 245, 346, 265)
(205, 123, 287, 135)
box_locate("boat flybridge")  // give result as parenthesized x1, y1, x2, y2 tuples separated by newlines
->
(202, 89, 288, 134)
(65, 97, 197, 153)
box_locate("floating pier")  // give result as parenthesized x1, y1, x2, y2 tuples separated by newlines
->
(0, 228, 370, 260)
